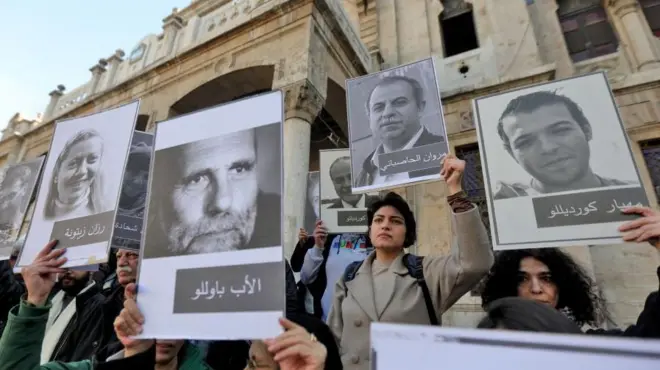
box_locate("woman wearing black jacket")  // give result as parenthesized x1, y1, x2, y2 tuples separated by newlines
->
(481, 204, 660, 339)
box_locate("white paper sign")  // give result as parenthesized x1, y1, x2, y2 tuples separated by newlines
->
(370, 323, 660, 370)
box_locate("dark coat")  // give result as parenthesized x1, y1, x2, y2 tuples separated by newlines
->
(355, 128, 444, 187)
(0, 260, 26, 335)
(50, 283, 123, 363)
(586, 266, 660, 338)
(324, 195, 379, 209)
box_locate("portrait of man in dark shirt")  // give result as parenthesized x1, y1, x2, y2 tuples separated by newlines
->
(493, 90, 635, 200)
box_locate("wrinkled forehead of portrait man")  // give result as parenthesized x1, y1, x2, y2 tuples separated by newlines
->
(176, 130, 257, 175)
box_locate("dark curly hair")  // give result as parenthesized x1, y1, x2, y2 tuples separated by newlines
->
(480, 248, 609, 327)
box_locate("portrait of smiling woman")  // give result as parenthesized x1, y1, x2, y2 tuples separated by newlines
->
(44, 129, 108, 220)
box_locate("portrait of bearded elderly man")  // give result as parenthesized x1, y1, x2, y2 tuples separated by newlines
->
(142, 126, 281, 259)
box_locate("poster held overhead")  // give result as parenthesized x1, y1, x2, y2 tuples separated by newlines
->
(320, 148, 379, 234)
(346, 57, 449, 193)
(0, 156, 45, 261)
(16, 100, 140, 268)
(111, 131, 154, 251)
(136, 90, 285, 340)
(472, 72, 649, 250)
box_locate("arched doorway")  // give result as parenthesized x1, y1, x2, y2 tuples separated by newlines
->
(169, 65, 275, 117)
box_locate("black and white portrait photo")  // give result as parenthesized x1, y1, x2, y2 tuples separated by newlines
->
(474, 72, 649, 250)
(347, 57, 449, 193)
(136, 91, 285, 341)
(0, 157, 45, 260)
(112, 131, 154, 250)
(142, 123, 281, 259)
(320, 149, 379, 233)
(304, 171, 320, 233)
(16, 100, 140, 269)
(43, 129, 109, 221)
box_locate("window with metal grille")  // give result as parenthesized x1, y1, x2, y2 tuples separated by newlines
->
(557, 1, 618, 62)
(455, 143, 491, 296)
(640, 139, 660, 203)
(640, 0, 660, 37)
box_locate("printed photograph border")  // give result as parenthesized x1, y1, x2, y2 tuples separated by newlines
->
(15, 100, 140, 267)
(473, 71, 649, 249)
(135, 89, 286, 340)
(345, 56, 449, 194)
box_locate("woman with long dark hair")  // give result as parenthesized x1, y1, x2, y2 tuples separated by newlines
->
(327, 154, 493, 370)
(480, 210, 660, 338)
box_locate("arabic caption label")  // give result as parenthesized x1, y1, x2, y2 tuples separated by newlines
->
(50, 210, 116, 249)
(113, 214, 143, 243)
(532, 187, 648, 228)
(337, 210, 369, 227)
(377, 141, 448, 176)
(172, 261, 286, 314)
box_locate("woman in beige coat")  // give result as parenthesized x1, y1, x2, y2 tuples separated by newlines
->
(326, 154, 494, 370)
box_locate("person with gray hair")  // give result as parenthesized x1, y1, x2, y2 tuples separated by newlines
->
(355, 75, 445, 187)
(143, 127, 281, 259)
(44, 129, 108, 220)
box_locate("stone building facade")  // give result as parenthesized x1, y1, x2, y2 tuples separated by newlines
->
(1, 0, 659, 328)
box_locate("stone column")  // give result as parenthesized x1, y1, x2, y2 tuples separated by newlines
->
(606, 0, 660, 71)
(104, 49, 125, 91)
(89, 60, 107, 95)
(282, 80, 324, 258)
(44, 85, 66, 122)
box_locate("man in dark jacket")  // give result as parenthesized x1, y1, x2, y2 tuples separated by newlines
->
(354, 75, 446, 187)
(0, 256, 26, 335)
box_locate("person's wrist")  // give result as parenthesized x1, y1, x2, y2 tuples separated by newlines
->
(26, 294, 48, 307)
(447, 184, 462, 196)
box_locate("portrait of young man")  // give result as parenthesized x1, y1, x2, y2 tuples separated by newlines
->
(492, 90, 636, 200)
(474, 73, 648, 250)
